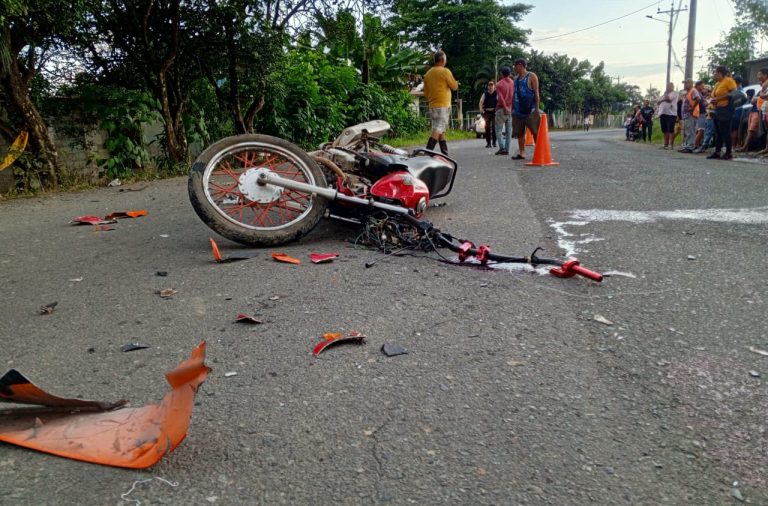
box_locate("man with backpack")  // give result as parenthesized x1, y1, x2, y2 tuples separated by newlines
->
(510, 58, 540, 160)
(679, 79, 703, 153)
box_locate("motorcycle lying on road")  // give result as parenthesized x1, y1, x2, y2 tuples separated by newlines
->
(188, 120, 603, 281)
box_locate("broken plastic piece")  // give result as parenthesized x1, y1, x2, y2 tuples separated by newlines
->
(381, 343, 408, 357)
(39, 302, 57, 315)
(104, 210, 148, 220)
(158, 288, 177, 298)
(272, 252, 301, 265)
(209, 238, 256, 263)
(70, 215, 116, 226)
(749, 346, 768, 357)
(0, 342, 210, 468)
(310, 253, 339, 264)
(120, 343, 149, 352)
(235, 314, 263, 324)
(313, 331, 366, 357)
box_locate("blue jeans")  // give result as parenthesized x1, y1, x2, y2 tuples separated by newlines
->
(494, 111, 512, 151)
(703, 118, 715, 148)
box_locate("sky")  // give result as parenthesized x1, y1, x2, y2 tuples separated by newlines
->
(518, 0, 755, 94)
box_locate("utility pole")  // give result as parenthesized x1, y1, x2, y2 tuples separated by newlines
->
(612, 75, 623, 85)
(684, 0, 697, 80)
(649, 1, 688, 86)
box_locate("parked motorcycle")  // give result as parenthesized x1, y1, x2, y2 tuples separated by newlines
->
(188, 120, 456, 247)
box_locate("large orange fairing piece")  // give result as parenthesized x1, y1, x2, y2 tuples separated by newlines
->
(0, 342, 209, 468)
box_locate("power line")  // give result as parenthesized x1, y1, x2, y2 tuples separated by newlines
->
(531, 1, 662, 42)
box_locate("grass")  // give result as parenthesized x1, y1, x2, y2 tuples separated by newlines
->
(385, 129, 477, 148)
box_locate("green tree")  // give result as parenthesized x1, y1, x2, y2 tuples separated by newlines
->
(700, 26, 756, 80)
(526, 51, 591, 113)
(732, 0, 768, 40)
(192, 0, 288, 134)
(392, 0, 532, 99)
(0, 0, 87, 186)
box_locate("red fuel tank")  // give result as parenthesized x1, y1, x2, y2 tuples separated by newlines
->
(370, 170, 429, 216)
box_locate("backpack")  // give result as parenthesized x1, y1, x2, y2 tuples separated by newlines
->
(729, 89, 748, 108)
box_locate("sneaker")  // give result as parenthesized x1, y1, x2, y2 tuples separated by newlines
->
(660, 145, 669, 150)
(485, 144, 491, 148)
(706, 152, 720, 159)
(679, 148, 693, 153)
(722, 153, 733, 160)
(492, 143, 497, 148)
(495, 149, 508, 156)
(692, 147, 704, 153)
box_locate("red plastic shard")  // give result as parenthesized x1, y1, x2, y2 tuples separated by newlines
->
(235, 314, 263, 324)
(104, 210, 148, 220)
(0, 341, 210, 469)
(310, 253, 339, 264)
(272, 252, 301, 265)
(312, 331, 366, 357)
(70, 215, 116, 226)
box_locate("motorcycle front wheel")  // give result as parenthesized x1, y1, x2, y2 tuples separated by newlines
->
(188, 134, 328, 247)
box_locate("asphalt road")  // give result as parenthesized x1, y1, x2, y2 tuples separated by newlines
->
(1, 129, 766, 505)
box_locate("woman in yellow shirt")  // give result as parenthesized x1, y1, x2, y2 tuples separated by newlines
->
(707, 65, 737, 160)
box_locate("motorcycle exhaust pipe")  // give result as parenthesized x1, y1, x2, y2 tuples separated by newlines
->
(257, 171, 414, 216)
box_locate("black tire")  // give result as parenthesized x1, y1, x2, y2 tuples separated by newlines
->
(188, 134, 328, 247)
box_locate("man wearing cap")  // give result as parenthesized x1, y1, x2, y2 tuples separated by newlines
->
(494, 66, 514, 155)
(510, 58, 541, 160)
(423, 50, 458, 155)
(679, 78, 702, 153)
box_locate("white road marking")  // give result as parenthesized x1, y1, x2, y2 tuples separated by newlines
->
(568, 206, 768, 225)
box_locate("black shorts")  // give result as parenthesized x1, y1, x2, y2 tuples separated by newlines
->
(660, 115, 676, 133)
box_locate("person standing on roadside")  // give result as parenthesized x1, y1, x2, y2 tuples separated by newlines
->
(639, 100, 655, 142)
(707, 65, 737, 160)
(679, 78, 702, 153)
(423, 50, 458, 155)
(494, 66, 514, 156)
(511, 58, 541, 160)
(479, 81, 497, 148)
(656, 83, 678, 149)
(739, 68, 768, 153)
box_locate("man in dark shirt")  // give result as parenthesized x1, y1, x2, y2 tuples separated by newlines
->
(479, 81, 497, 148)
(639, 100, 655, 142)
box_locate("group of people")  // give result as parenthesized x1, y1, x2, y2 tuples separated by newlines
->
(422, 51, 542, 160)
(626, 66, 768, 160)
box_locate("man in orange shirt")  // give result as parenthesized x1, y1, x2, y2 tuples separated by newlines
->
(707, 65, 737, 160)
(423, 50, 459, 155)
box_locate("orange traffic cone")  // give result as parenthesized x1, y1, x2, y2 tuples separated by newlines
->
(525, 127, 535, 146)
(526, 113, 559, 166)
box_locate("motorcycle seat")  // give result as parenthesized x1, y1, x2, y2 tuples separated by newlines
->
(401, 156, 454, 197)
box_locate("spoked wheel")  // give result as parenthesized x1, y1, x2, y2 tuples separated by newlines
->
(188, 134, 328, 247)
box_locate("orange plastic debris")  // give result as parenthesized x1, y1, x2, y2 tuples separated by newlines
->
(104, 210, 148, 220)
(272, 252, 301, 265)
(210, 238, 224, 262)
(0, 342, 210, 468)
(313, 331, 365, 357)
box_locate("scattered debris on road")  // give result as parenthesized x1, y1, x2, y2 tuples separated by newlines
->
(209, 238, 256, 263)
(749, 370, 761, 378)
(157, 288, 177, 298)
(593, 315, 614, 326)
(235, 314, 263, 324)
(120, 477, 179, 506)
(0, 342, 209, 468)
(313, 331, 366, 357)
(120, 342, 150, 352)
(272, 252, 301, 265)
(748, 346, 768, 357)
(70, 215, 117, 226)
(381, 344, 408, 357)
(104, 210, 148, 220)
(310, 253, 339, 264)
(156, 271, 168, 277)
(39, 302, 57, 315)
(687, 255, 697, 261)
(224, 371, 238, 377)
